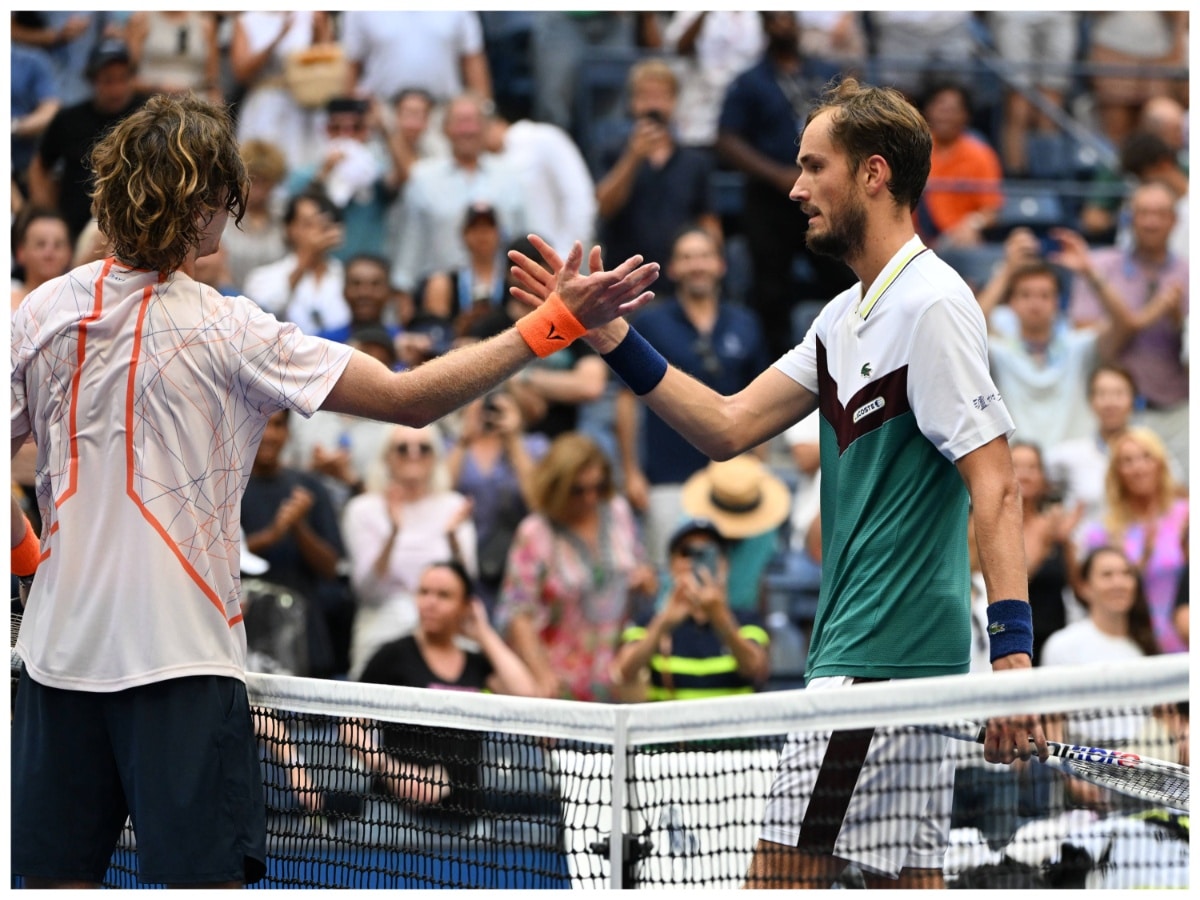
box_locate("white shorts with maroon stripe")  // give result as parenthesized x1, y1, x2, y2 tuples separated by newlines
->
(759, 676, 954, 878)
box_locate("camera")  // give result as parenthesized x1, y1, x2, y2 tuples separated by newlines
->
(481, 391, 503, 431)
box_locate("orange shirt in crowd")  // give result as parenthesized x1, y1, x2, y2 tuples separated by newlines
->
(920, 134, 1004, 236)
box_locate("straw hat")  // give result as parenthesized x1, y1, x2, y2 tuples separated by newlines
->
(680, 455, 791, 539)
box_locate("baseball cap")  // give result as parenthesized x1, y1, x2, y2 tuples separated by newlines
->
(666, 518, 726, 556)
(86, 38, 132, 79)
(463, 202, 498, 230)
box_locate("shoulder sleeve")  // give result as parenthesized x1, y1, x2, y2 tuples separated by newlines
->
(908, 295, 1014, 462)
(232, 299, 355, 419)
(771, 300, 828, 393)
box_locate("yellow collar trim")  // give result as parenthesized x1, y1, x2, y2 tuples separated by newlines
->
(857, 238, 928, 320)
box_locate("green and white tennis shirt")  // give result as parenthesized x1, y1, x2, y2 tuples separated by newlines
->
(774, 237, 1014, 680)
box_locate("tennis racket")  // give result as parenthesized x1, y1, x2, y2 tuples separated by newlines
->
(937, 719, 1189, 812)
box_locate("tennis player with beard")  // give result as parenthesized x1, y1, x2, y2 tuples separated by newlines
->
(509, 77, 1049, 889)
(10, 92, 657, 888)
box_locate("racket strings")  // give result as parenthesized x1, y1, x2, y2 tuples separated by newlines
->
(1066, 758, 1190, 809)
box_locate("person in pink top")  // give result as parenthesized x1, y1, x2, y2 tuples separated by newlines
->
(1077, 427, 1188, 654)
(10, 92, 659, 888)
(497, 432, 656, 701)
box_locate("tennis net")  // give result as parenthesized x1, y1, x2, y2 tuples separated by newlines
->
(10, 648, 1189, 889)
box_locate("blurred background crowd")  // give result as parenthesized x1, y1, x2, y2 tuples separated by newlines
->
(9, 12, 1189, 724)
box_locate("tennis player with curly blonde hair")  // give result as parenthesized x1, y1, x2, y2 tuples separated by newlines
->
(11, 92, 659, 888)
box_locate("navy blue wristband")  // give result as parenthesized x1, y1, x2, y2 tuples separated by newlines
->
(601, 327, 669, 396)
(986, 599, 1034, 662)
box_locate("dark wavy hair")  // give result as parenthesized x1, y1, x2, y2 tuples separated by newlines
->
(89, 93, 248, 273)
(805, 77, 932, 212)
(1079, 546, 1160, 657)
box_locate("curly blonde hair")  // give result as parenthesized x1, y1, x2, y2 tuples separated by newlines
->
(90, 93, 248, 273)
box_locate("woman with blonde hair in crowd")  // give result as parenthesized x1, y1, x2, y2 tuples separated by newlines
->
(497, 432, 655, 701)
(341, 424, 475, 678)
(1077, 427, 1188, 654)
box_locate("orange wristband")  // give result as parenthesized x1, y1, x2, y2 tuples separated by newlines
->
(12, 520, 40, 577)
(515, 292, 588, 358)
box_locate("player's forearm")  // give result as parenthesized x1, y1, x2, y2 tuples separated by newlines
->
(973, 474, 1029, 606)
(322, 333, 533, 427)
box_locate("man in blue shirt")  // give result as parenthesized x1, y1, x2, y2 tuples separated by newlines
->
(716, 12, 854, 357)
(11, 43, 60, 195)
(616, 227, 770, 566)
(595, 59, 721, 296)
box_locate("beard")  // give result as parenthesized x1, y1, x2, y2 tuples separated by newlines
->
(805, 193, 868, 262)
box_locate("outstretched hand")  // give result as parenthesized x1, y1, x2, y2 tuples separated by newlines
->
(508, 235, 657, 329)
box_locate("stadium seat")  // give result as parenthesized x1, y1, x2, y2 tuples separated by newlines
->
(993, 188, 1067, 234)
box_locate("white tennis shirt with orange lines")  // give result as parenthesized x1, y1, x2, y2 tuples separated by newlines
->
(11, 259, 354, 691)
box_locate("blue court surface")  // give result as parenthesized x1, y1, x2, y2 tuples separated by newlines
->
(100, 845, 574, 889)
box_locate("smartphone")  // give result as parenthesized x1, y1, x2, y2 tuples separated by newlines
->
(691, 544, 719, 581)
(481, 392, 502, 431)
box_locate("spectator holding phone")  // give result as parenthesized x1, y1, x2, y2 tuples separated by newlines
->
(976, 228, 1139, 449)
(612, 518, 770, 700)
(594, 59, 721, 295)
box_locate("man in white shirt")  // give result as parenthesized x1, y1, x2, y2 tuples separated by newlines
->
(341, 11, 490, 105)
(484, 102, 596, 257)
(388, 93, 527, 294)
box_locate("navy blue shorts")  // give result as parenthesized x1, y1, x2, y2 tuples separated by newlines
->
(11, 670, 267, 885)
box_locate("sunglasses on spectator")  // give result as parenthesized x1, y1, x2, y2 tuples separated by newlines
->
(392, 442, 434, 459)
(674, 541, 719, 559)
(569, 480, 606, 497)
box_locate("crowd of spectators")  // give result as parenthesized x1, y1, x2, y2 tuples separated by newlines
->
(10, 10, 1188, 731)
